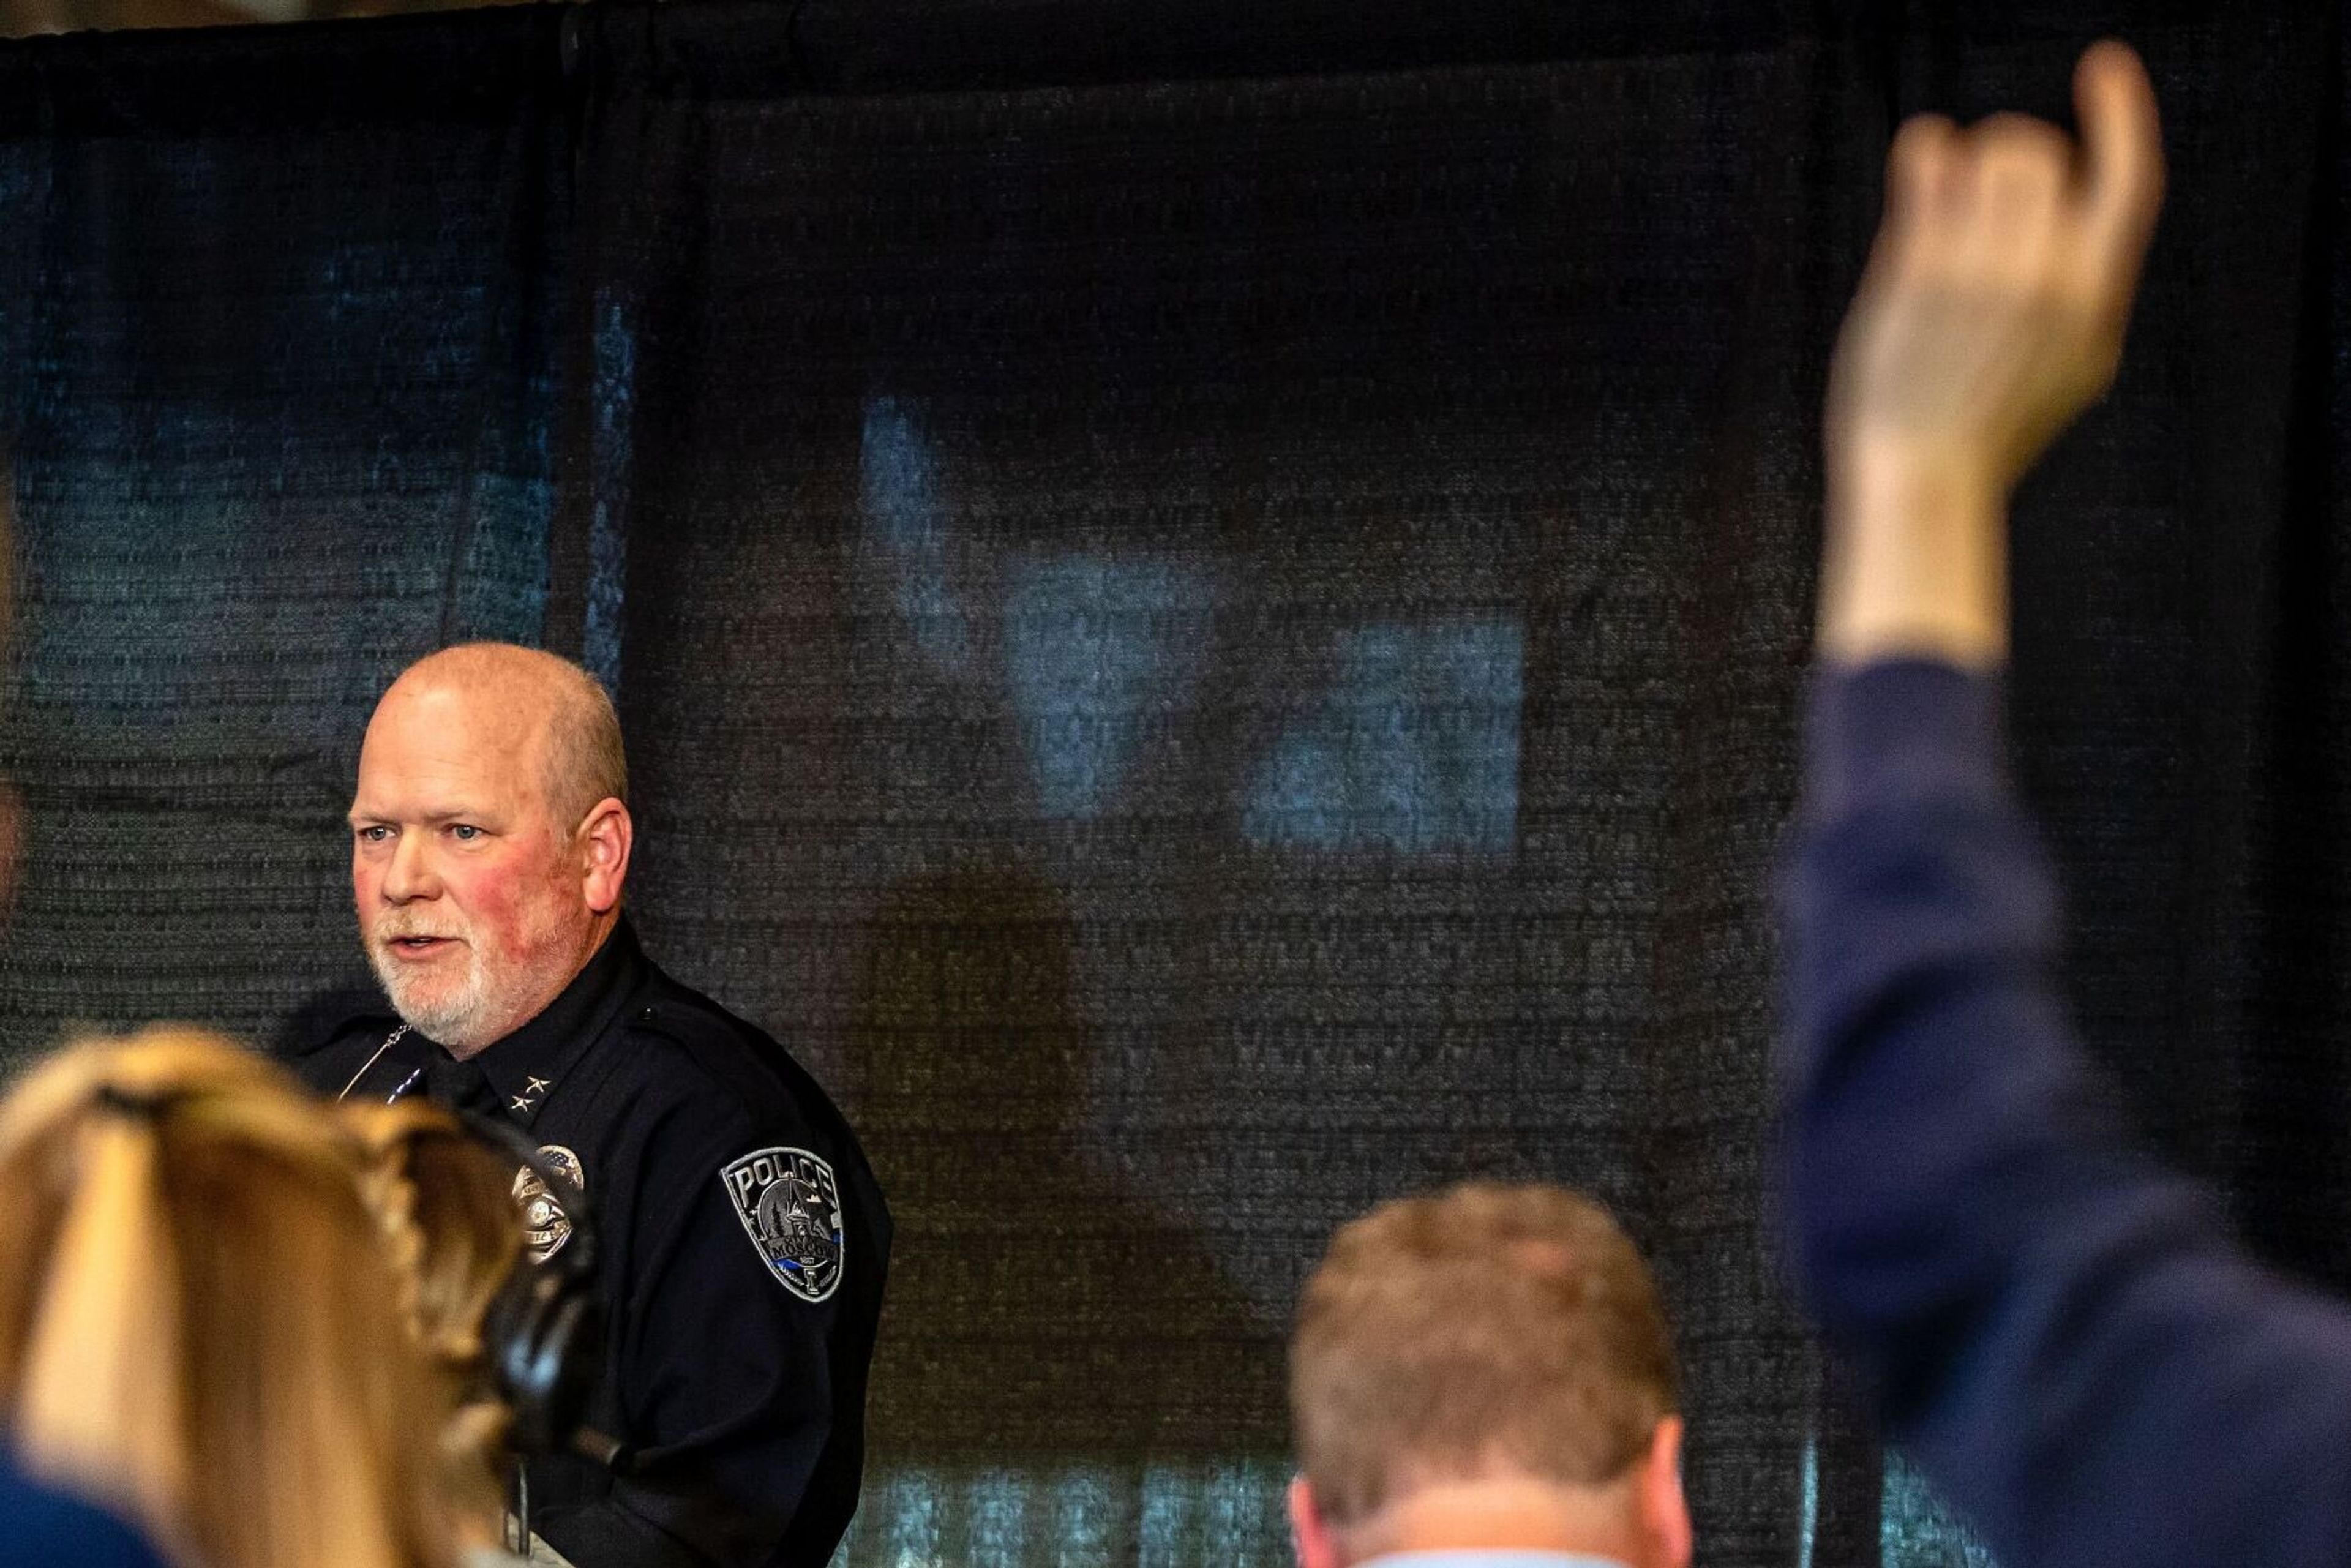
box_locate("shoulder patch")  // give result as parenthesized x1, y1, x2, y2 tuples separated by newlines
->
(720, 1147, 845, 1303)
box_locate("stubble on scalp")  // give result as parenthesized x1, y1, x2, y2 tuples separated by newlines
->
(381, 643, 627, 827)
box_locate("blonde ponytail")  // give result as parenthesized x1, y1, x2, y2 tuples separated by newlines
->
(0, 1029, 460, 1568)
(15, 1109, 190, 1545)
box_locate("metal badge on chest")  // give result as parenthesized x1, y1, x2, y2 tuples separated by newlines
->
(516, 1144, 588, 1263)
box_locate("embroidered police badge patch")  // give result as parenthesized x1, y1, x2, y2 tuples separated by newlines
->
(513, 1144, 586, 1264)
(721, 1147, 844, 1303)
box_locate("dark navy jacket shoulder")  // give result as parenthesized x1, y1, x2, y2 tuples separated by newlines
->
(1779, 661, 2351, 1568)
(631, 977, 868, 1153)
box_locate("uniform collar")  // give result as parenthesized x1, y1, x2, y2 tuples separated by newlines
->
(465, 917, 647, 1128)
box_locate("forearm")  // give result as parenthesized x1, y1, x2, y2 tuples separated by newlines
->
(1816, 449, 2007, 669)
(534, 1500, 710, 1568)
(1786, 665, 2200, 1377)
(532, 1496, 721, 1568)
(527, 1421, 823, 1568)
(525, 1415, 809, 1568)
(1782, 662, 2351, 1568)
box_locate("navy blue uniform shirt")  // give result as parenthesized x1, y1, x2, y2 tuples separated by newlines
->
(1780, 661, 2351, 1567)
(295, 918, 890, 1568)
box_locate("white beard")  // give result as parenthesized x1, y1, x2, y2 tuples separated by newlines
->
(367, 934, 496, 1050)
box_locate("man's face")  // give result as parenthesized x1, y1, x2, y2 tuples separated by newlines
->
(348, 681, 592, 1054)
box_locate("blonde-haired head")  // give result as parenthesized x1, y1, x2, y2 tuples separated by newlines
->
(0, 1026, 460, 1568)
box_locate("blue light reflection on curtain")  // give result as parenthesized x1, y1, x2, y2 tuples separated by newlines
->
(585, 293, 637, 693)
(1003, 553, 1215, 822)
(1243, 618, 1523, 855)
(861, 393, 972, 674)
(1880, 1455, 2000, 1568)
(829, 1463, 1287, 1568)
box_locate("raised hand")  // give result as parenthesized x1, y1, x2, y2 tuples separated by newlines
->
(1818, 41, 2165, 666)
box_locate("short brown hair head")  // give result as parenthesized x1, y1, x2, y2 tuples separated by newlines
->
(1289, 1182, 1680, 1528)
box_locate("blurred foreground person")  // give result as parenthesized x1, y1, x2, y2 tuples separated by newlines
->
(0, 1028, 467, 1568)
(1288, 1184, 1690, 1568)
(1783, 38, 2351, 1567)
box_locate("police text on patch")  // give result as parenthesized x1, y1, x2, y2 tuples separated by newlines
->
(720, 1146, 845, 1303)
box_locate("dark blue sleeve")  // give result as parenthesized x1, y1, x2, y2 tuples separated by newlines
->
(1779, 660, 2351, 1568)
(532, 1104, 852, 1568)
(0, 1455, 168, 1568)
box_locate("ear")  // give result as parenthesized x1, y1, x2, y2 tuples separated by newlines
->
(1288, 1475, 1343, 1568)
(579, 798, 634, 915)
(1639, 1416, 1692, 1568)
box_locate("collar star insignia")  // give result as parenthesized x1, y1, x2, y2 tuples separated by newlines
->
(511, 1094, 538, 1113)
(526, 1077, 551, 1095)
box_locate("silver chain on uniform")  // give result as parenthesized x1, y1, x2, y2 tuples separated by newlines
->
(333, 1022, 417, 1104)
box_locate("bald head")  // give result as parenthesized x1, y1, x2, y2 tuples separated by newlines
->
(349, 644, 634, 1056)
(379, 644, 626, 827)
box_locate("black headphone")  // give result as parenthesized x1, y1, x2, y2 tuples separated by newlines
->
(452, 1110, 609, 1461)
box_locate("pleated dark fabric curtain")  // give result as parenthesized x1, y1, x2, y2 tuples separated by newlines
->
(0, 4, 2341, 1563)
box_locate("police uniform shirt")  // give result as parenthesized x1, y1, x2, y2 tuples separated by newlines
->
(294, 920, 890, 1568)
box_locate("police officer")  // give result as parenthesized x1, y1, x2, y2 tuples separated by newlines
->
(293, 643, 889, 1568)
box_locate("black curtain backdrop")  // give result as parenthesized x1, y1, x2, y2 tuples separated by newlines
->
(0, 4, 2339, 1564)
